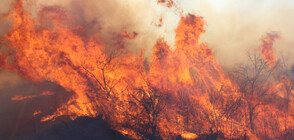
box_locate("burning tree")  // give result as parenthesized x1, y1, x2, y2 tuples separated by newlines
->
(81, 51, 124, 120)
(129, 81, 167, 139)
(176, 90, 198, 132)
(233, 52, 277, 133)
(1, 0, 294, 139)
(206, 85, 243, 137)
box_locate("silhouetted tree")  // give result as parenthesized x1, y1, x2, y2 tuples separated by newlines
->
(233, 52, 277, 132)
(130, 80, 167, 139)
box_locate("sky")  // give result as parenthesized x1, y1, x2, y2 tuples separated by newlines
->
(179, 0, 294, 65)
(1, 0, 294, 89)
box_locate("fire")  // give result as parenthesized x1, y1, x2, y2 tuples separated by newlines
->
(0, 0, 293, 139)
(157, 0, 174, 8)
(259, 32, 280, 67)
(181, 132, 197, 139)
(119, 30, 138, 40)
(33, 110, 41, 116)
(11, 91, 54, 101)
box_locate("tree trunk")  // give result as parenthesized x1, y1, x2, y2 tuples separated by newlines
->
(249, 111, 254, 131)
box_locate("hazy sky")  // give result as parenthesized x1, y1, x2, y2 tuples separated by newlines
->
(1, 0, 294, 88)
(178, 0, 294, 65)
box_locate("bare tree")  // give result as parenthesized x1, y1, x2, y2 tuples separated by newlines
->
(81, 51, 124, 120)
(83, 52, 122, 98)
(128, 79, 167, 139)
(232, 52, 277, 132)
(207, 85, 242, 136)
(176, 90, 198, 132)
(276, 58, 294, 131)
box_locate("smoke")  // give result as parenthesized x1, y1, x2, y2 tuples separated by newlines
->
(0, 70, 27, 90)
(1, 0, 179, 54)
(179, 0, 294, 66)
(38, 0, 177, 54)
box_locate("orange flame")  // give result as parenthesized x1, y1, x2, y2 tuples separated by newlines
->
(0, 0, 243, 138)
(0, 0, 293, 139)
(259, 32, 280, 67)
(11, 91, 54, 101)
(119, 30, 138, 40)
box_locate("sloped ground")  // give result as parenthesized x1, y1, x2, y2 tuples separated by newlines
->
(0, 81, 129, 140)
(30, 117, 130, 140)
